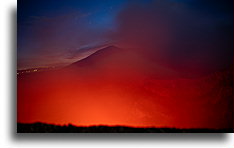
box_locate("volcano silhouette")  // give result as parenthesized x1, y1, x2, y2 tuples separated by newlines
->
(17, 45, 233, 130)
(65, 45, 179, 79)
(69, 45, 121, 68)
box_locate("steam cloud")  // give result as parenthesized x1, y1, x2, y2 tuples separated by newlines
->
(113, 0, 233, 76)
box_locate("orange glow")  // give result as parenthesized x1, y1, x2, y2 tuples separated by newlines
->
(17, 47, 233, 129)
(17, 65, 233, 128)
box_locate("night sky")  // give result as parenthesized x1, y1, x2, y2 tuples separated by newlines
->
(18, 0, 233, 72)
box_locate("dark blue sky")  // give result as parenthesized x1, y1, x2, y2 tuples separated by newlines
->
(18, 0, 127, 29)
(18, 0, 233, 70)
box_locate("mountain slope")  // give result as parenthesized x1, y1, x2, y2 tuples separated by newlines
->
(66, 45, 179, 79)
(17, 45, 233, 129)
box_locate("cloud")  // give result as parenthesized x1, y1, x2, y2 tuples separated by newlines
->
(113, 0, 233, 76)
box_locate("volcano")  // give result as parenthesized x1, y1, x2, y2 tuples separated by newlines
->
(17, 45, 233, 129)
(65, 45, 180, 79)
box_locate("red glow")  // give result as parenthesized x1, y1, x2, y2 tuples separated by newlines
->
(17, 47, 233, 129)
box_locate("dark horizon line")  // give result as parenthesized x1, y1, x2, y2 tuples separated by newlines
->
(17, 122, 234, 133)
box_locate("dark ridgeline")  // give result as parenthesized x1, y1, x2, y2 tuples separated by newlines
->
(17, 123, 233, 133)
(68, 45, 121, 68)
(17, 46, 233, 132)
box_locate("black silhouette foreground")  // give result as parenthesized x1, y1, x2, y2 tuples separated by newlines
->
(17, 123, 233, 133)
